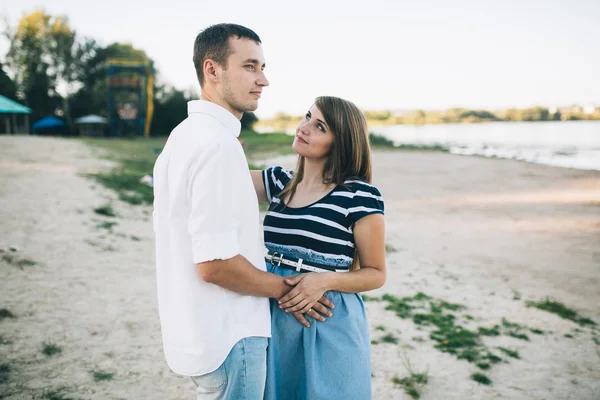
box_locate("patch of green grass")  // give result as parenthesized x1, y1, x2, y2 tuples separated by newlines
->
(564, 334, 574, 339)
(130, 235, 141, 241)
(361, 294, 380, 302)
(391, 354, 429, 399)
(42, 390, 74, 400)
(392, 373, 428, 399)
(592, 337, 600, 345)
(526, 298, 596, 327)
(83, 137, 164, 206)
(476, 362, 490, 370)
(94, 204, 116, 217)
(375, 325, 386, 331)
(42, 342, 62, 356)
(430, 326, 479, 355)
(0, 308, 16, 320)
(240, 129, 296, 157)
(0, 363, 9, 383)
(379, 292, 518, 377)
(471, 372, 492, 385)
(371, 340, 379, 345)
(369, 133, 396, 148)
(478, 326, 501, 336)
(97, 221, 117, 230)
(380, 333, 399, 344)
(497, 347, 520, 359)
(508, 332, 530, 341)
(385, 243, 397, 253)
(0, 335, 12, 345)
(530, 328, 545, 335)
(501, 318, 523, 329)
(93, 371, 114, 382)
(15, 258, 36, 267)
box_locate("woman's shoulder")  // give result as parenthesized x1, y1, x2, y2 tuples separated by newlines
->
(340, 179, 383, 198)
(266, 165, 294, 177)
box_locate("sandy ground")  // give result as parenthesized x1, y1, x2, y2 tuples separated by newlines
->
(1, 136, 599, 400)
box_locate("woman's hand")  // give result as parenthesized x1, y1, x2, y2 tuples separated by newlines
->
(278, 273, 333, 314)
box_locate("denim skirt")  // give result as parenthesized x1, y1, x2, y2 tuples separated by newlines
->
(264, 262, 372, 400)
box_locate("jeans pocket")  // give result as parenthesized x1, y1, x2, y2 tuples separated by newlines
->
(192, 364, 227, 394)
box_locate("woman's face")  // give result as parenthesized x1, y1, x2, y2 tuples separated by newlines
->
(292, 105, 334, 160)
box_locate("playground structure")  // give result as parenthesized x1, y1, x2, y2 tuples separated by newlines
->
(106, 58, 154, 137)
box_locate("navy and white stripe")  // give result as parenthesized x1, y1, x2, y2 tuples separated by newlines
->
(262, 166, 384, 270)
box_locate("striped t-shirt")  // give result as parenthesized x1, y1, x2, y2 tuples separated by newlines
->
(261, 166, 385, 270)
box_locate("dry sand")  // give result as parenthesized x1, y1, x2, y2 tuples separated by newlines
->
(1, 136, 599, 399)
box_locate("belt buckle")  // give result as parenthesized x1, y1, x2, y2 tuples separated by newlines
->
(271, 252, 283, 267)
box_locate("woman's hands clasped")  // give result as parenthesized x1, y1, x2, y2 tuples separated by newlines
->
(279, 273, 335, 328)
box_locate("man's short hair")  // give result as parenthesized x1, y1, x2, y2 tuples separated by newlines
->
(193, 23, 262, 88)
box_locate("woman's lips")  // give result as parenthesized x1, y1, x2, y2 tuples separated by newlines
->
(295, 135, 308, 144)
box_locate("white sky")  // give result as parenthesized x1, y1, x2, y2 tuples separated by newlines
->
(1, 0, 599, 118)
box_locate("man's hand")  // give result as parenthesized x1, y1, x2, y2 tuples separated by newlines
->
(279, 273, 333, 314)
(290, 295, 335, 328)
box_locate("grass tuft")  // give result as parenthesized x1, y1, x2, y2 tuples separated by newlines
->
(93, 204, 116, 217)
(93, 371, 114, 382)
(42, 342, 62, 356)
(471, 373, 492, 385)
(497, 347, 520, 359)
(526, 298, 596, 326)
(0, 309, 16, 320)
(0, 363, 9, 383)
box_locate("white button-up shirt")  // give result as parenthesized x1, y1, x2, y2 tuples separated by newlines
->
(153, 100, 270, 376)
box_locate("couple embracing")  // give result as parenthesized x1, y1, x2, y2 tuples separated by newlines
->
(153, 23, 386, 400)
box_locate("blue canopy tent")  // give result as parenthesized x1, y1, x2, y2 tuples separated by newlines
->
(74, 114, 108, 136)
(0, 94, 31, 134)
(32, 116, 67, 135)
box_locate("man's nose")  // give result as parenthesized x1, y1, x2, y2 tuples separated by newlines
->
(257, 71, 269, 87)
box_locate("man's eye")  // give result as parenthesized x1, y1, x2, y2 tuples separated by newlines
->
(245, 65, 255, 70)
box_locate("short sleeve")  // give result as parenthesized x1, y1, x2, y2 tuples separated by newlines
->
(347, 182, 385, 226)
(187, 139, 243, 263)
(261, 166, 293, 204)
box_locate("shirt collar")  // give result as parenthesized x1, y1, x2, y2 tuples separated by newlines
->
(187, 100, 242, 137)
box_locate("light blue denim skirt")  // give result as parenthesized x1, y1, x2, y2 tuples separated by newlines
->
(264, 262, 372, 400)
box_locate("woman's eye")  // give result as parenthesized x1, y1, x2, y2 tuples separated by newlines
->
(317, 124, 325, 132)
(305, 113, 310, 120)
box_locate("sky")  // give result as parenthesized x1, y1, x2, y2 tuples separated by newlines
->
(1, 0, 599, 118)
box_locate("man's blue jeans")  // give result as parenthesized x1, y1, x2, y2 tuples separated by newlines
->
(191, 337, 268, 400)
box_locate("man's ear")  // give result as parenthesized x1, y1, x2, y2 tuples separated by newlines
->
(203, 59, 220, 84)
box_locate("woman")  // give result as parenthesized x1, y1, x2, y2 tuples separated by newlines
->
(250, 96, 387, 400)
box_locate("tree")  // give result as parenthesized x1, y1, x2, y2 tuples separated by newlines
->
(5, 9, 77, 121)
(241, 112, 258, 130)
(0, 62, 17, 101)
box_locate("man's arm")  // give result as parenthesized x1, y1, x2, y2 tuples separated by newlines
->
(197, 255, 288, 298)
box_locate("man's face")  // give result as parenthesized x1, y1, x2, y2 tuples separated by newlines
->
(219, 37, 269, 116)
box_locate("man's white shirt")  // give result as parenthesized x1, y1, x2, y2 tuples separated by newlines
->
(153, 100, 271, 376)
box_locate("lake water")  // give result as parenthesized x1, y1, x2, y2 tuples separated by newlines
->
(371, 121, 600, 171)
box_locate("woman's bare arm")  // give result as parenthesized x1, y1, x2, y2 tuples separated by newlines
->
(250, 170, 268, 203)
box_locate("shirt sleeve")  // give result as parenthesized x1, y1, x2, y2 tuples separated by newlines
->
(347, 182, 385, 226)
(187, 139, 243, 264)
(261, 166, 293, 204)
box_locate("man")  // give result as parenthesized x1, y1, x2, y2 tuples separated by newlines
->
(152, 24, 332, 399)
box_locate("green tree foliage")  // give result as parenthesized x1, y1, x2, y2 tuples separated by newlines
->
(150, 85, 193, 135)
(0, 63, 18, 101)
(5, 10, 76, 120)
